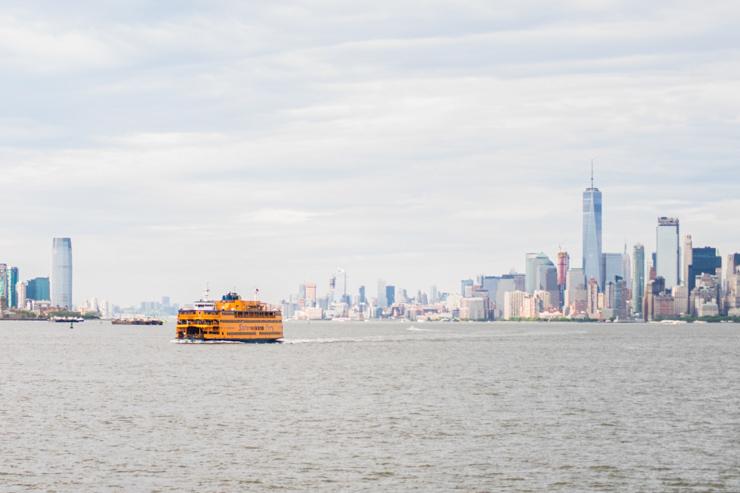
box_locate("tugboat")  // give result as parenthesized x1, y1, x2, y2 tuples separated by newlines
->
(176, 291, 283, 342)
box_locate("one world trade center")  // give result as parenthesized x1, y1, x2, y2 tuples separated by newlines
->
(582, 167, 603, 290)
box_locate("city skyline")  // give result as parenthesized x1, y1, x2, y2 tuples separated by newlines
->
(1, 2, 739, 305)
(2, 173, 737, 311)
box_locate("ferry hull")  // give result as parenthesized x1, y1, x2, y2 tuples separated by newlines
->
(179, 338, 283, 344)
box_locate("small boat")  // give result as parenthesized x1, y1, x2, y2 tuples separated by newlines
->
(112, 318, 164, 326)
(51, 316, 84, 323)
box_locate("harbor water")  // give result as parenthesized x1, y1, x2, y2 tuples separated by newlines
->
(1, 321, 739, 491)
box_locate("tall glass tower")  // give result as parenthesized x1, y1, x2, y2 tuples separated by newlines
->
(632, 244, 645, 316)
(7, 267, 19, 308)
(656, 217, 680, 289)
(582, 167, 603, 290)
(52, 237, 73, 309)
(0, 264, 7, 309)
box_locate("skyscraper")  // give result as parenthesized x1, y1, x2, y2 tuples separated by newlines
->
(525, 253, 544, 293)
(683, 235, 693, 289)
(429, 285, 438, 304)
(632, 244, 645, 316)
(726, 253, 740, 291)
(305, 283, 317, 307)
(601, 253, 625, 287)
(377, 279, 387, 307)
(587, 278, 599, 318)
(622, 244, 632, 288)
(7, 267, 19, 308)
(358, 285, 366, 304)
(479, 276, 500, 305)
(51, 237, 73, 309)
(582, 167, 603, 290)
(27, 277, 51, 301)
(688, 247, 722, 292)
(0, 264, 7, 309)
(556, 252, 569, 309)
(656, 217, 680, 289)
(460, 279, 474, 297)
(17, 281, 27, 310)
(565, 268, 587, 315)
(493, 273, 525, 319)
(385, 285, 396, 306)
(525, 253, 559, 306)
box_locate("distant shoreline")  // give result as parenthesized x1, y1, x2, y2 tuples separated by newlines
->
(284, 318, 739, 324)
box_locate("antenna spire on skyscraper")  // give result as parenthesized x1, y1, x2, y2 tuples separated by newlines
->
(590, 159, 594, 188)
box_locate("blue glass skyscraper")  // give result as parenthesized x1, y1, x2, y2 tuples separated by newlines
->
(52, 237, 73, 309)
(688, 247, 721, 292)
(582, 168, 603, 290)
(27, 277, 50, 301)
(7, 267, 19, 308)
(385, 285, 396, 306)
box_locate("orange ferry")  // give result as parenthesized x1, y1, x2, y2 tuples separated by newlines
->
(176, 291, 283, 343)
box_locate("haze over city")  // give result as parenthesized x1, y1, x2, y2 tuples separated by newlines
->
(2, 2, 740, 305)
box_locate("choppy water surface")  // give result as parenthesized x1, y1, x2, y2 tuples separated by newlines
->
(2, 321, 740, 492)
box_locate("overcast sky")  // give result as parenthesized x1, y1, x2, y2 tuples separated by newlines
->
(1, 1, 739, 306)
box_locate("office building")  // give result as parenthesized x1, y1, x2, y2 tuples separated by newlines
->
(683, 235, 693, 290)
(376, 280, 387, 308)
(557, 251, 569, 308)
(726, 254, 740, 288)
(672, 285, 689, 317)
(692, 273, 720, 317)
(460, 297, 487, 321)
(632, 244, 645, 316)
(601, 253, 625, 287)
(656, 217, 680, 289)
(645, 276, 668, 321)
(358, 285, 366, 304)
(6, 267, 19, 308)
(582, 168, 603, 290)
(51, 237, 73, 309)
(724, 254, 740, 313)
(479, 275, 500, 302)
(503, 291, 523, 320)
(0, 264, 7, 309)
(525, 253, 547, 293)
(565, 268, 587, 316)
(385, 285, 396, 306)
(688, 246, 722, 292)
(493, 273, 525, 319)
(305, 283, 317, 307)
(429, 285, 439, 304)
(460, 279, 474, 297)
(614, 277, 628, 320)
(17, 281, 27, 310)
(525, 253, 559, 306)
(587, 278, 600, 319)
(622, 245, 632, 289)
(27, 277, 51, 301)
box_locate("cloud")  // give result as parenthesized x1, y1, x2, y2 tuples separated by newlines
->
(0, 15, 116, 72)
(240, 209, 329, 224)
(0, 1, 738, 305)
